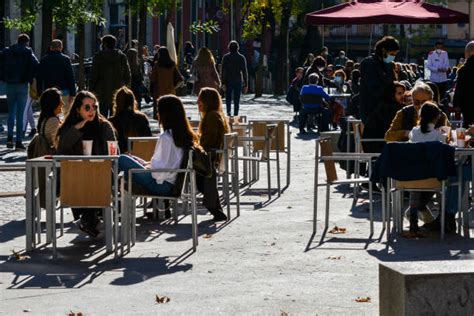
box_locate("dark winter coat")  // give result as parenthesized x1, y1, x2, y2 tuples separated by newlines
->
(36, 50, 76, 95)
(359, 54, 394, 124)
(89, 49, 131, 108)
(454, 56, 474, 127)
(57, 120, 116, 156)
(109, 111, 152, 153)
(0, 43, 38, 84)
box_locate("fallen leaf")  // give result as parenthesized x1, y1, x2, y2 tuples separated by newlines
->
(355, 296, 371, 303)
(329, 226, 347, 234)
(327, 256, 342, 260)
(10, 250, 30, 261)
(203, 234, 212, 240)
(155, 295, 171, 304)
(287, 206, 292, 209)
(23, 309, 31, 313)
(68, 311, 83, 316)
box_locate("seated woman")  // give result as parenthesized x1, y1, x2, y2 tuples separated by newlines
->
(56, 91, 117, 237)
(38, 87, 63, 149)
(118, 95, 198, 197)
(109, 86, 152, 153)
(196, 88, 230, 222)
(407, 102, 448, 234)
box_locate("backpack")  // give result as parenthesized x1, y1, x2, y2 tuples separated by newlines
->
(27, 119, 56, 159)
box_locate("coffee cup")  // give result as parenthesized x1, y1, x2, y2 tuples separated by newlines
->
(107, 141, 119, 156)
(456, 128, 466, 147)
(82, 140, 93, 155)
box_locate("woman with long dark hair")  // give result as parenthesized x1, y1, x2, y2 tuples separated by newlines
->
(196, 88, 230, 221)
(119, 95, 198, 196)
(56, 90, 117, 237)
(109, 86, 152, 153)
(150, 47, 183, 99)
(37, 87, 63, 148)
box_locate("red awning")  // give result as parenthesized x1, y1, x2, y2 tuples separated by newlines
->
(305, 0, 470, 25)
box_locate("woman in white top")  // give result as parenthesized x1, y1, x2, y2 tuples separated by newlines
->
(119, 95, 198, 196)
(409, 102, 446, 143)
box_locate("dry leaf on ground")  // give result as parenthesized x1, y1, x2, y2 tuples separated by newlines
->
(327, 256, 342, 260)
(355, 296, 371, 303)
(328, 226, 347, 234)
(155, 295, 171, 304)
(23, 309, 31, 313)
(10, 250, 30, 261)
(203, 234, 212, 240)
(68, 311, 83, 316)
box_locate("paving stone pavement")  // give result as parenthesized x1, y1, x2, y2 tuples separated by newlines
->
(0, 95, 473, 315)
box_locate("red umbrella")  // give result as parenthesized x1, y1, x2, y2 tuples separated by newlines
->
(305, 0, 469, 25)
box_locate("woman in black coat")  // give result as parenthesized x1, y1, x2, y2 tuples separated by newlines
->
(56, 90, 117, 237)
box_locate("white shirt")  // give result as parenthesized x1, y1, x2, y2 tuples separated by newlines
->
(409, 126, 445, 143)
(151, 130, 184, 185)
(427, 49, 449, 83)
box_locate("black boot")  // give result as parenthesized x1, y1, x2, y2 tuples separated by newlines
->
(409, 208, 419, 233)
(6, 136, 13, 149)
(209, 208, 227, 222)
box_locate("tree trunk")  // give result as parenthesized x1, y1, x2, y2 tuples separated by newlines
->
(41, 0, 53, 56)
(78, 23, 86, 90)
(274, 1, 292, 96)
(254, 19, 267, 98)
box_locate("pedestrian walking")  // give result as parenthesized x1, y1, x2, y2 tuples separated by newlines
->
(126, 47, 144, 108)
(192, 47, 221, 95)
(427, 41, 450, 101)
(0, 34, 39, 149)
(89, 35, 131, 117)
(359, 36, 399, 124)
(36, 39, 76, 115)
(221, 41, 249, 117)
(454, 41, 474, 127)
(150, 47, 184, 118)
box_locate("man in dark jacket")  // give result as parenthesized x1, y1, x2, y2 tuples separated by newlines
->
(221, 41, 248, 116)
(454, 41, 474, 127)
(89, 35, 131, 117)
(36, 39, 76, 115)
(0, 34, 39, 149)
(359, 36, 399, 124)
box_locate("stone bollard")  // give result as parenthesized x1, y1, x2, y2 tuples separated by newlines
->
(379, 261, 474, 315)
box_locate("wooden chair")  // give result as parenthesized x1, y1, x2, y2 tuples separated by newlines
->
(314, 137, 381, 237)
(127, 136, 158, 161)
(237, 123, 281, 198)
(121, 150, 198, 253)
(249, 120, 291, 189)
(51, 156, 120, 259)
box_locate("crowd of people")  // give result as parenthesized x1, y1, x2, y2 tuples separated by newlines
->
(287, 36, 474, 235)
(0, 33, 253, 238)
(1, 31, 473, 238)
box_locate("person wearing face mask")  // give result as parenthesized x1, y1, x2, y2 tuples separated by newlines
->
(427, 41, 450, 101)
(334, 50, 348, 67)
(359, 36, 400, 125)
(385, 82, 450, 142)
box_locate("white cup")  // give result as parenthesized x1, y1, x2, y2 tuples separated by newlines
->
(82, 140, 93, 155)
(107, 141, 119, 156)
(456, 128, 466, 147)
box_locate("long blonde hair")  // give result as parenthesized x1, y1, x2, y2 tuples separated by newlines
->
(194, 47, 215, 67)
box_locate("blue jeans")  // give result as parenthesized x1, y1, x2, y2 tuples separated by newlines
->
(6, 83, 28, 141)
(225, 82, 242, 116)
(119, 155, 173, 196)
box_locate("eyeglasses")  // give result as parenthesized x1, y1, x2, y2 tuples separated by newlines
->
(84, 104, 98, 112)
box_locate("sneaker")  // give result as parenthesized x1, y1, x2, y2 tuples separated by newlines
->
(15, 142, 26, 150)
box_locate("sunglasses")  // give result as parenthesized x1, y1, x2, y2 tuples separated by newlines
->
(84, 104, 98, 112)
